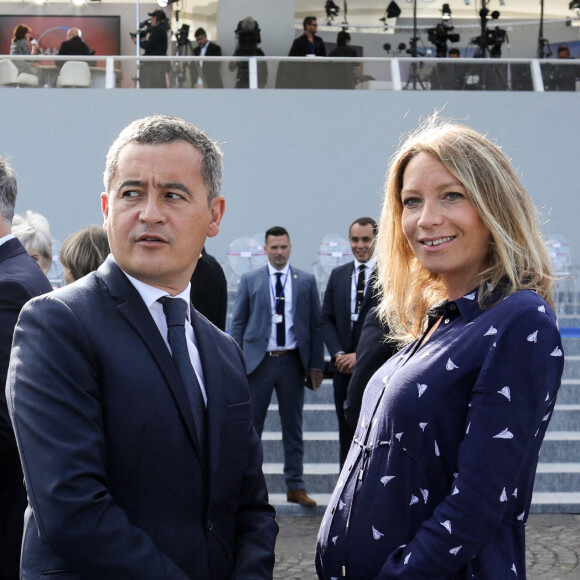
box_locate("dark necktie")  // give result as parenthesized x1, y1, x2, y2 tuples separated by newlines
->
(355, 264, 366, 314)
(158, 297, 207, 456)
(275, 272, 286, 347)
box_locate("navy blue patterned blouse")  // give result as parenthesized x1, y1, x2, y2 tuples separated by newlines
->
(316, 287, 564, 580)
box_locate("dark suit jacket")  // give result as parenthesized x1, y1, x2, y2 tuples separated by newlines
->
(58, 36, 92, 57)
(0, 237, 52, 580)
(193, 42, 223, 88)
(321, 261, 378, 369)
(343, 306, 398, 431)
(230, 265, 324, 376)
(288, 34, 326, 57)
(190, 248, 227, 331)
(7, 256, 277, 579)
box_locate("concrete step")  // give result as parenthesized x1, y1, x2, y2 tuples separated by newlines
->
(554, 379, 580, 404)
(561, 336, 580, 355)
(562, 355, 580, 379)
(547, 404, 580, 430)
(530, 492, 580, 513)
(264, 403, 337, 431)
(262, 431, 338, 463)
(263, 462, 339, 495)
(533, 462, 580, 491)
(540, 432, 580, 461)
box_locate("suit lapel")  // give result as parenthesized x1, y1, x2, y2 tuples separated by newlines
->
(291, 266, 299, 313)
(98, 257, 204, 463)
(360, 266, 377, 310)
(340, 263, 354, 317)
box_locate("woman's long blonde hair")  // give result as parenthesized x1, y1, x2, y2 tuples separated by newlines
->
(376, 116, 554, 345)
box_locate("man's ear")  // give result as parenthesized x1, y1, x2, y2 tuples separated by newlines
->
(207, 196, 226, 238)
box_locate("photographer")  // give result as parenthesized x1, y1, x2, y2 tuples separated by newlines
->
(131, 9, 169, 88)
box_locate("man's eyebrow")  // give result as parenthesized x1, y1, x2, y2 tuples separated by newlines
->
(161, 182, 192, 196)
(115, 180, 192, 197)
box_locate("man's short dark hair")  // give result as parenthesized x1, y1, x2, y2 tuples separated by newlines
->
(103, 115, 223, 204)
(265, 226, 289, 243)
(194, 28, 207, 38)
(303, 16, 317, 30)
(0, 156, 17, 226)
(448, 47, 460, 57)
(349, 217, 378, 237)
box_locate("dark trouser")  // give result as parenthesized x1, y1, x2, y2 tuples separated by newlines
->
(140, 62, 167, 88)
(333, 371, 355, 468)
(0, 449, 27, 580)
(248, 351, 305, 491)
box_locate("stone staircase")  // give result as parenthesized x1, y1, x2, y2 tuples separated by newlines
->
(262, 336, 580, 516)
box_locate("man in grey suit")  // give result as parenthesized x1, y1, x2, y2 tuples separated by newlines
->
(231, 226, 324, 507)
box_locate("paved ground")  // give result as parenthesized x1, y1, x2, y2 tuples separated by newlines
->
(274, 513, 580, 579)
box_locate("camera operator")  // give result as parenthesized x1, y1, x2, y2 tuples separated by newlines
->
(131, 9, 169, 88)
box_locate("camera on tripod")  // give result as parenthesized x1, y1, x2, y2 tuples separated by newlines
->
(176, 24, 190, 46)
(472, 27, 507, 58)
(427, 5, 460, 58)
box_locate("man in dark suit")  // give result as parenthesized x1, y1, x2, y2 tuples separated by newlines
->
(57, 28, 93, 59)
(231, 227, 324, 507)
(344, 306, 397, 432)
(321, 217, 378, 467)
(288, 16, 326, 57)
(193, 28, 223, 88)
(0, 157, 52, 580)
(190, 246, 227, 331)
(7, 115, 277, 578)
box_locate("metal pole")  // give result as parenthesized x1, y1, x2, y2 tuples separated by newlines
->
(537, 0, 546, 59)
(136, 0, 141, 88)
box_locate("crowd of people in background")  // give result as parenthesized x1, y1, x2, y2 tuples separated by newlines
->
(7, 12, 577, 91)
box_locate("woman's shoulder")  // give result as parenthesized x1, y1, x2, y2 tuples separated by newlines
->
(483, 289, 559, 334)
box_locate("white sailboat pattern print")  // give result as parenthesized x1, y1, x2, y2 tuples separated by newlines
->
(372, 526, 384, 540)
(440, 520, 452, 533)
(417, 383, 428, 397)
(493, 428, 514, 439)
(446, 359, 458, 371)
(380, 475, 395, 486)
(484, 326, 498, 336)
(527, 330, 538, 343)
(498, 386, 511, 401)
(550, 346, 563, 357)
(449, 546, 462, 556)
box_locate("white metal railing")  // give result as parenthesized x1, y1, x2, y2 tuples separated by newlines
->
(0, 54, 578, 91)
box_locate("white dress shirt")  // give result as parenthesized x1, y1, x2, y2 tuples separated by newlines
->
(123, 272, 207, 404)
(267, 263, 298, 352)
(0, 233, 15, 247)
(350, 257, 376, 316)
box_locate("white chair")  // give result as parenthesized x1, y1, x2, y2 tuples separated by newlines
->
(56, 61, 91, 88)
(0, 59, 17, 86)
(0, 59, 39, 87)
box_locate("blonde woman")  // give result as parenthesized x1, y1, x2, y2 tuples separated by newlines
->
(316, 118, 564, 579)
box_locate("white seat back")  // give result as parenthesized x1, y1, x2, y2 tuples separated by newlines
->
(56, 61, 91, 88)
(0, 60, 19, 86)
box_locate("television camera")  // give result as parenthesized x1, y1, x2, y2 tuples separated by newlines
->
(427, 18, 460, 58)
(472, 9, 507, 58)
(130, 19, 153, 40)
